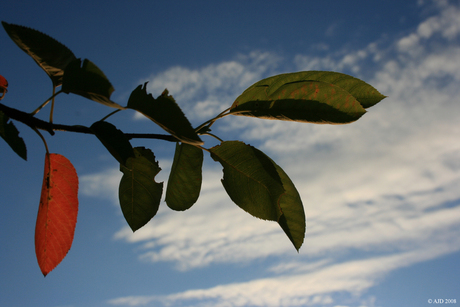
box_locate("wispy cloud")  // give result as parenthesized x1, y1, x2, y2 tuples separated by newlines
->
(79, 168, 122, 204)
(133, 51, 284, 121)
(78, 1, 460, 306)
(108, 243, 458, 307)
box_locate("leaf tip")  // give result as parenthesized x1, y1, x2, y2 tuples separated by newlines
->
(1, 21, 10, 29)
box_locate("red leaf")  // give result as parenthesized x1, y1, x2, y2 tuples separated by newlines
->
(0, 75, 8, 99)
(0, 74, 7, 90)
(35, 153, 78, 276)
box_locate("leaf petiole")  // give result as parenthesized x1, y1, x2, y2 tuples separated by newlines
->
(100, 109, 122, 122)
(31, 89, 63, 116)
(31, 126, 49, 154)
(200, 132, 224, 143)
(49, 86, 57, 123)
(195, 107, 231, 133)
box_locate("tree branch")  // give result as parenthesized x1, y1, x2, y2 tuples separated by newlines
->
(0, 102, 178, 142)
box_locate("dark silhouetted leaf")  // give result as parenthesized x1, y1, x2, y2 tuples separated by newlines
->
(210, 141, 284, 221)
(231, 79, 367, 124)
(2, 22, 77, 87)
(35, 153, 79, 276)
(127, 83, 203, 145)
(90, 121, 134, 165)
(166, 143, 203, 211)
(119, 147, 163, 231)
(62, 58, 124, 109)
(272, 160, 305, 251)
(0, 110, 27, 160)
(252, 71, 386, 108)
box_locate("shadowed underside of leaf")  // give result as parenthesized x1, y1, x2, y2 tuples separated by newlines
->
(2, 21, 77, 87)
(231, 80, 367, 124)
(0, 110, 27, 160)
(35, 153, 79, 276)
(127, 83, 203, 145)
(210, 141, 284, 221)
(119, 147, 163, 231)
(166, 143, 203, 211)
(62, 58, 125, 109)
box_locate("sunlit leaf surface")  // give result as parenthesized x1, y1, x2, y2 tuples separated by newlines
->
(248, 71, 386, 108)
(231, 79, 367, 124)
(231, 71, 386, 124)
(35, 153, 79, 276)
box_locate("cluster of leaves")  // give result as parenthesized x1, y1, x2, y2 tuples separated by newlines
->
(0, 22, 386, 276)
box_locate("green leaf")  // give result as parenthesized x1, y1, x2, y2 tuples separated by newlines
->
(119, 147, 163, 232)
(249, 71, 386, 108)
(210, 141, 284, 221)
(90, 121, 134, 165)
(166, 143, 203, 211)
(230, 70, 387, 124)
(2, 21, 77, 87)
(0, 110, 27, 160)
(127, 83, 203, 145)
(272, 161, 305, 251)
(231, 78, 367, 124)
(210, 141, 305, 250)
(62, 58, 125, 109)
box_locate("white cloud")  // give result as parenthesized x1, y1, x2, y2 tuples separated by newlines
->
(112, 167, 292, 271)
(96, 1, 460, 306)
(109, 242, 460, 307)
(133, 51, 283, 121)
(293, 40, 384, 76)
(79, 168, 122, 204)
(397, 0, 460, 57)
(397, 33, 420, 51)
(418, 0, 460, 40)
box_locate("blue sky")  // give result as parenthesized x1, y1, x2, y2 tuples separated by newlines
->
(1, 0, 460, 306)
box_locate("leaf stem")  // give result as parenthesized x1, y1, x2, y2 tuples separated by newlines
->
(195, 107, 231, 133)
(100, 109, 122, 122)
(32, 127, 49, 154)
(197, 145, 210, 153)
(31, 90, 63, 116)
(201, 132, 224, 143)
(49, 86, 56, 123)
